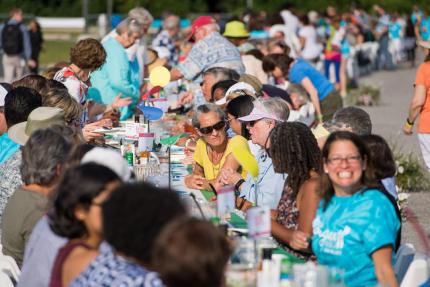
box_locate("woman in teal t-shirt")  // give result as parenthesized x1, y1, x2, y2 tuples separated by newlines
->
(312, 131, 400, 287)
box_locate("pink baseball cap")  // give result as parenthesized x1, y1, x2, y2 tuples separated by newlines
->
(188, 16, 216, 40)
(238, 102, 282, 122)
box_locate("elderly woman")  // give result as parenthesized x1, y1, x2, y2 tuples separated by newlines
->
(404, 40, 430, 171)
(312, 131, 400, 287)
(185, 104, 250, 191)
(1, 126, 73, 267)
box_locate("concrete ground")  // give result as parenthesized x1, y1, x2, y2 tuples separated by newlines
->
(358, 59, 430, 253)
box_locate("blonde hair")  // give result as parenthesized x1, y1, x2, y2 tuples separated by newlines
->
(43, 89, 82, 126)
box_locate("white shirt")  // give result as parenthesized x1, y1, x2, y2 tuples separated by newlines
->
(280, 10, 300, 35)
(299, 25, 322, 60)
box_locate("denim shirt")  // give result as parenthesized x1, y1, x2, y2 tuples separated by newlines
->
(240, 148, 287, 209)
(178, 32, 245, 83)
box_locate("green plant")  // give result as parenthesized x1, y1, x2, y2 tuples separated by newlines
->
(393, 151, 430, 193)
(345, 84, 381, 106)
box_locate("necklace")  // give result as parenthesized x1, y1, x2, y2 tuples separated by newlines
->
(207, 142, 227, 177)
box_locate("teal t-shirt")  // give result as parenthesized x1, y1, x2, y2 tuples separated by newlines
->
(0, 133, 20, 165)
(312, 189, 400, 287)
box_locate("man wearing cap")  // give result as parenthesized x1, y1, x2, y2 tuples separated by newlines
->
(223, 20, 268, 84)
(0, 107, 65, 221)
(220, 98, 290, 209)
(170, 16, 245, 83)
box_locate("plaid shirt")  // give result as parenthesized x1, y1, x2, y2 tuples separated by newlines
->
(151, 30, 179, 66)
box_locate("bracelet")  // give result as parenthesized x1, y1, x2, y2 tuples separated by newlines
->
(234, 179, 245, 193)
(317, 114, 323, 121)
(238, 196, 246, 210)
(406, 118, 414, 126)
(404, 121, 413, 129)
(185, 138, 194, 148)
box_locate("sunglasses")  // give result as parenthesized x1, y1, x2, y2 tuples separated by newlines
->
(199, 121, 226, 135)
(247, 119, 261, 127)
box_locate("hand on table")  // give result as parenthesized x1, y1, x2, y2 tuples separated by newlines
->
(185, 174, 207, 190)
(290, 230, 311, 251)
(179, 91, 194, 105)
(219, 168, 243, 186)
(82, 122, 104, 142)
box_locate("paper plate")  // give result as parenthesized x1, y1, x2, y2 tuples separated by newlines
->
(137, 104, 164, 121)
(232, 148, 259, 179)
(149, 66, 171, 87)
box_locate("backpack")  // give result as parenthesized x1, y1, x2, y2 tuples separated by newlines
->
(2, 22, 23, 55)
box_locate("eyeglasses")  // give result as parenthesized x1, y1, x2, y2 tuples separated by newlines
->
(326, 155, 362, 166)
(199, 121, 226, 135)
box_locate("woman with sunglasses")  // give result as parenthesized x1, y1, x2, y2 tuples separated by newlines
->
(185, 104, 250, 191)
(312, 131, 400, 287)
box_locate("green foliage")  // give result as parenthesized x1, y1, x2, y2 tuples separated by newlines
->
(345, 84, 381, 106)
(391, 144, 430, 192)
(1, 0, 429, 18)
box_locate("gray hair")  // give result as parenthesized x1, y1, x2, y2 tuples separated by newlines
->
(324, 106, 372, 135)
(128, 7, 153, 25)
(202, 22, 220, 33)
(260, 97, 290, 122)
(21, 125, 73, 186)
(116, 17, 144, 36)
(163, 15, 180, 29)
(203, 67, 240, 82)
(192, 104, 226, 129)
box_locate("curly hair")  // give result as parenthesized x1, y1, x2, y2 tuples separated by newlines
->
(49, 163, 120, 239)
(262, 53, 294, 78)
(70, 38, 106, 70)
(269, 122, 321, 199)
(321, 131, 380, 209)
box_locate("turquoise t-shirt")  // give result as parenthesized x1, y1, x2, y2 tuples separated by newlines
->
(389, 22, 402, 39)
(88, 37, 140, 120)
(288, 59, 334, 101)
(312, 189, 400, 287)
(0, 133, 20, 164)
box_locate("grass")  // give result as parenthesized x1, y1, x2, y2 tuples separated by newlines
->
(39, 39, 75, 69)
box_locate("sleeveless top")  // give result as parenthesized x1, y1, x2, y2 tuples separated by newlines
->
(276, 184, 315, 260)
(49, 241, 93, 287)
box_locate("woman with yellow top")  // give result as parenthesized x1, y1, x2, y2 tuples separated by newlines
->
(184, 104, 249, 191)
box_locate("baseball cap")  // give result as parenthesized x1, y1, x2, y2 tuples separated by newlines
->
(238, 100, 282, 122)
(215, 82, 256, 105)
(188, 16, 216, 40)
(81, 147, 132, 181)
(8, 107, 65, 145)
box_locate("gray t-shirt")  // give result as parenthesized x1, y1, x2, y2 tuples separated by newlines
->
(1, 186, 50, 267)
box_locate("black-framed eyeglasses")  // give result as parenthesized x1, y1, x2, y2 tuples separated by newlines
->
(199, 121, 226, 135)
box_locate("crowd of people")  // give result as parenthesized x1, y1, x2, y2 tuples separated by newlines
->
(0, 3, 428, 287)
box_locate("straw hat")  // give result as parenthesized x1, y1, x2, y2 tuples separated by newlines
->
(223, 21, 249, 38)
(8, 107, 65, 146)
(417, 39, 430, 50)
